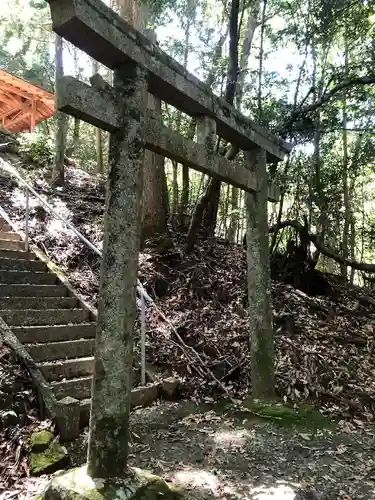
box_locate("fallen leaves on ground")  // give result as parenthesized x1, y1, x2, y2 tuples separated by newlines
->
(1, 160, 375, 424)
(0, 344, 41, 493)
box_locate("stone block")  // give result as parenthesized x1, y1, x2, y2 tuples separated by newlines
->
(30, 429, 54, 452)
(56, 396, 81, 442)
(160, 377, 180, 399)
(29, 438, 69, 476)
(131, 384, 160, 408)
(40, 465, 184, 499)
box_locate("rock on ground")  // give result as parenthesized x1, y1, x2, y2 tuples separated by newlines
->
(40, 466, 183, 499)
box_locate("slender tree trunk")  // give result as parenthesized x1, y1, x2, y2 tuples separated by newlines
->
(95, 127, 104, 174)
(227, 186, 239, 241)
(178, 0, 196, 226)
(228, 1, 262, 242)
(257, 0, 267, 120)
(309, 40, 329, 265)
(193, 1, 259, 245)
(341, 29, 350, 279)
(171, 160, 179, 216)
(66, 117, 80, 157)
(92, 59, 104, 174)
(52, 34, 68, 187)
(119, 0, 169, 242)
(200, 0, 240, 236)
(66, 47, 81, 157)
(349, 207, 356, 284)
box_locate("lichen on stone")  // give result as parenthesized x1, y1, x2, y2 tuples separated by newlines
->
(30, 437, 69, 476)
(40, 466, 185, 500)
(30, 430, 54, 452)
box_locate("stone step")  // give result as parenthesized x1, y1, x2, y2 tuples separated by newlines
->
(78, 386, 162, 427)
(12, 323, 97, 343)
(38, 356, 95, 381)
(0, 284, 66, 297)
(79, 398, 91, 426)
(0, 308, 90, 326)
(0, 219, 12, 232)
(0, 231, 22, 241)
(51, 376, 92, 400)
(0, 257, 46, 272)
(0, 249, 36, 260)
(0, 296, 77, 310)
(26, 339, 95, 362)
(0, 239, 25, 251)
(0, 270, 56, 285)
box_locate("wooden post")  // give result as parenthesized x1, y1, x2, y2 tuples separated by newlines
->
(30, 98, 36, 132)
(245, 148, 275, 398)
(87, 61, 147, 478)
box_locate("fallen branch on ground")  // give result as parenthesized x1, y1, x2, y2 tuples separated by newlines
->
(270, 219, 375, 273)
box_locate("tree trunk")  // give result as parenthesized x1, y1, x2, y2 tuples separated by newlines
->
(171, 160, 179, 217)
(66, 117, 80, 157)
(180, 166, 190, 226)
(92, 59, 104, 174)
(178, 0, 196, 226)
(52, 34, 68, 187)
(141, 92, 169, 243)
(95, 127, 104, 174)
(190, 0, 258, 245)
(257, 0, 266, 120)
(66, 47, 81, 157)
(185, 116, 217, 252)
(227, 186, 239, 241)
(118, 0, 169, 242)
(341, 28, 350, 279)
(200, 0, 240, 235)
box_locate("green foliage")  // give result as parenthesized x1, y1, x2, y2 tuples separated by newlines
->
(19, 134, 54, 168)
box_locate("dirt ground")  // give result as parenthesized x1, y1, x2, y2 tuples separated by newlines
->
(1, 159, 375, 499)
(47, 400, 374, 500)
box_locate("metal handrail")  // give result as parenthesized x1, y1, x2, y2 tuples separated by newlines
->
(0, 157, 150, 384)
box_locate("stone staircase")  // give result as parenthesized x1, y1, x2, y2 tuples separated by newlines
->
(0, 217, 95, 425)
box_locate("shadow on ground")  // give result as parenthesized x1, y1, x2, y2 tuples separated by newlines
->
(66, 400, 375, 500)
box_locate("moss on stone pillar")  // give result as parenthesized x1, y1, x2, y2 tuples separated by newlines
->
(87, 62, 147, 479)
(245, 148, 275, 398)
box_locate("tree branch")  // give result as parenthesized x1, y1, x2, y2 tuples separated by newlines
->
(294, 75, 375, 117)
(270, 219, 375, 273)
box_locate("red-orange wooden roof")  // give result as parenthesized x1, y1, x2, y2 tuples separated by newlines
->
(0, 69, 55, 133)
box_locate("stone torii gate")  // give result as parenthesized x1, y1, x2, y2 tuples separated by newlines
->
(47, 0, 292, 479)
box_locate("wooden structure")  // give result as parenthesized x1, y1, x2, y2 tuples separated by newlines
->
(47, 0, 292, 479)
(0, 70, 54, 133)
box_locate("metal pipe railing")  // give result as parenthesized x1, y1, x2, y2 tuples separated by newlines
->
(25, 188, 30, 253)
(0, 157, 151, 384)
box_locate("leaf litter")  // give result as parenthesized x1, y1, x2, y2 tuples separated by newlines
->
(1, 161, 375, 497)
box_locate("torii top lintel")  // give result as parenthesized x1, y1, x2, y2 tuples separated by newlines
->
(47, 0, 292, 163)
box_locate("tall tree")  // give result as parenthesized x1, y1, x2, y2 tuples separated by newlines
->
(186, 0, 240, 251)
(228, 0, 262, 242)
(178, 0, 197, 225)
(52, 34, 68, 186)
(118, 0, 169, 244)
(92, 59, 104, 174)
